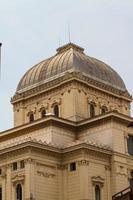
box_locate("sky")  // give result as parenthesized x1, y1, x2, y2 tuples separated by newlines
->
(0, 0, 133, 131)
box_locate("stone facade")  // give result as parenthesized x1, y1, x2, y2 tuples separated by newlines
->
(0, 43, 133, 200)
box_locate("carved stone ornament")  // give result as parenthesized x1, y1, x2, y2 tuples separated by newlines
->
(11, 173, 25, 183)
(25, 158, 36, 165)
(116, 165, 127, 176)
(92, 176, 104, 187)
(105, 165, 111, 171)
(38, 103, 48, 112)
(78, 160, 89, 166)
(57, 164, 68, 170)
(88, 99, 97, 107)
(127, 168, 133, 179)
(51, 98, 62, 107)
(27, 109, 36, 116)
(37, 169, 56, 178)
(0, 171, 6, 178)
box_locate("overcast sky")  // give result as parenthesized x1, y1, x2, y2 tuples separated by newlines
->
(0, 0, 133, 131)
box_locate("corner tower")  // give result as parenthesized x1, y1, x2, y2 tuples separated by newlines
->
(11, 43, 132, 127)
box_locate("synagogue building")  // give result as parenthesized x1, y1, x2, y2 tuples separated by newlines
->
(0, 43, 133, 200)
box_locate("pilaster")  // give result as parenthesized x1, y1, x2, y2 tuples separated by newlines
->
(6, 164, 12, 200)
(78, 160, 89, 200)
(105, 165, 111, 200)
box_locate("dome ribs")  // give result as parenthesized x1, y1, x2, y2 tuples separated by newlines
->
(57, 49, 70, 74)
(51, 50, 69, 76)
(38, 57, 54, 81)
(16, 43, 127, 94)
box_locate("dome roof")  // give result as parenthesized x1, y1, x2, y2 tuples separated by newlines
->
(17, 43, 126, 92)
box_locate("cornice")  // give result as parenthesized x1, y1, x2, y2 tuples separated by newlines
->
(78, 111, 133, 129)
(11, 71, 131, 104)
(62, 142, 112, 157)
(0, 112, 132, 141)
(0, 138, 112, 161)
(0, 116, 76, 142)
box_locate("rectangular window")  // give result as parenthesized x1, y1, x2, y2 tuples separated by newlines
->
(20, 160, 25, 169)
(70, 162, 76, 171)
(0, 187, 2, 200)
(127, 135, 133, 155)
(13, 162, 17, 171)
(0, 169, 2, 175)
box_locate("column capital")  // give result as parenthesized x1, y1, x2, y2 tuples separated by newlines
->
(78, 160, 89, 166)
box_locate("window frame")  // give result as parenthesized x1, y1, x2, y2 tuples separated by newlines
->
(41, 108, 46, 118)
(20, 160, 25, 169)
(90, 103, 95, 118)
(95, 185, 101, 200)
(101, 106, 107, 115)
(29, 112, 34, 122)
(53, 104, 59, 117)
(13, 162, 18, 171)
(16, 184, 22, 200)
(70, 162, 76, 172)
(127, 135, 133, 156)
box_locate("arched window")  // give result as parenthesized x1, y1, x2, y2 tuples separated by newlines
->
(95, 185, 101, 200)
(54, 105, 59, 117)
(41, 109, 46, 118)
(16, 184, 22, 200)
(29, 113, 34, 122)
(101, 106, 107, 115)
(90, 104, 95, 118)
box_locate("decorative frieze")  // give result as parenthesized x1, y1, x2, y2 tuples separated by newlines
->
(36, 164, 56, 178)
(37, 170, 55, 178)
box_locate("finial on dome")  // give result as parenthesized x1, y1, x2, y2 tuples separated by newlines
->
(56, 43, 84, 54)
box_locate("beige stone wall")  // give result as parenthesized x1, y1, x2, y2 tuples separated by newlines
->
(0, 142, 133, 199)
(111, 156, 129, 195)
(78, 122, 113, 148)
(13, 81, 131, 127)
(4, 78, 132, 199)
(34, 163, 58, 200)
(0, 126, 76, 151)
(78, 120, 133, 154)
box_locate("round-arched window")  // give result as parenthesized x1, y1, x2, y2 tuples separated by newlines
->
(29, 113, 34, 122)
(16, 184, 22, 200)
(41, 109, 46, 118)
(54, 105, 59, 117)
(90, 104, 95, 118)
(101, 106, 107, 115)
(95, 185, 101, 200)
